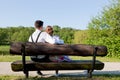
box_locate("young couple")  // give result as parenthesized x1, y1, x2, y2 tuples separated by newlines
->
(29, 20, 71, 63)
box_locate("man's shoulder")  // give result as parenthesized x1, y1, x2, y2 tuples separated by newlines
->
(41, 32, 47, 35)
(41, 31, 47, 33)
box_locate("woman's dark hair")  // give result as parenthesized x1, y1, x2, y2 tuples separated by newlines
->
(34, 20, 43, 28)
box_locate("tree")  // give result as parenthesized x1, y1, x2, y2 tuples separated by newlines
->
(52, 26, 76, 44)
(0, 28, 8, 45)
(53, 25, 61, 35)
(74, 30, 89, 44)
(87, 0, 120, 58)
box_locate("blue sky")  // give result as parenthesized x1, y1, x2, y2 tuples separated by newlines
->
(0, 0, 110, 29)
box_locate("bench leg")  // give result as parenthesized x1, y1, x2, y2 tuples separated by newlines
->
(56, 70, 59, 75)
(37, 70, 43, 75)
(87, 70, 92, 78)
(24, 71, 29, 78)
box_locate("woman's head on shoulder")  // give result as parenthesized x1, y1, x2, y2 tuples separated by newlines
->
(45, 25, 53, 36)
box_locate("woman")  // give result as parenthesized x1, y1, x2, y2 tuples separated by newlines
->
(45, 26, 71, 62)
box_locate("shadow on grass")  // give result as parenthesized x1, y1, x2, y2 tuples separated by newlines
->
(15, 74, 120, 80)
(1, 71, 120, 80)
(10, 74, 120, 80)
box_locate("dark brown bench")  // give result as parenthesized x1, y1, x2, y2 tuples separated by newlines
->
(10, 42, 107, 78)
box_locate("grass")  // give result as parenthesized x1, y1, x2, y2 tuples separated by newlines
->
(0, 55, 30, 62)
(0, 45, 10, 55)
(0, 75, 120, 80)
(70, 56, 120, 62)
(0, 55, 120, 62)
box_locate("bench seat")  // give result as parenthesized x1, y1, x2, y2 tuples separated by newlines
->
(11, 60, 104, 71)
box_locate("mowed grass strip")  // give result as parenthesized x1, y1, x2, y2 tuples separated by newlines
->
(70, 56, 120, 62)
(0, 45, 10, 55)
(0, 55, 30, 62)
(0, 55, 120, 62)
(0, 75, 120, 80)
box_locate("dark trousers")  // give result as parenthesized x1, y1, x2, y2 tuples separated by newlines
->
(31, 55, 51, 62)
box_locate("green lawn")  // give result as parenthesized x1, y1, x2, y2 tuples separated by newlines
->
(0, 55, 30, 62)
(0, 45, 10, 55)
(0, 75, 120, 80)
(70, 56, 120, 62)
(0, 55, 120, 62)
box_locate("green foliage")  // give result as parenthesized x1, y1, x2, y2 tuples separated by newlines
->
(73, 30, 89, 44)
(53, 25, 76, 44)
(72, 0, 120, 59)
(86, 0, 120, 58)
(0, 27, 34, 44)
(0, 26, 76, 45)
(0, 28, 9, 45)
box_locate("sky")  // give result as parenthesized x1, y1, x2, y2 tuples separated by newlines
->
(0, 0, 110, 30)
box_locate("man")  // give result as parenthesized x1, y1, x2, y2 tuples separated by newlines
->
(28, 20, 56, 75)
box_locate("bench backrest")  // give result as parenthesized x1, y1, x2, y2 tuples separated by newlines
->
(10, 42, 108, 56)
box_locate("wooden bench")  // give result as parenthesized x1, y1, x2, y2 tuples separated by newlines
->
(10, 42, 107, 78)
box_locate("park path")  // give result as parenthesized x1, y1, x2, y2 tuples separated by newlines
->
(0, 62, 120, 76)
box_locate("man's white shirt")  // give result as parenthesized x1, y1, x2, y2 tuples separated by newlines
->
(28, 29, 56, 59)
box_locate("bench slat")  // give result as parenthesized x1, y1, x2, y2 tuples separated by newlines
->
(10, 42, 107, 56)
(11, 60, 104, 71)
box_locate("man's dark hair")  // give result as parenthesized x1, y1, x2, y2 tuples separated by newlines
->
(34, 20, 43, 28)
